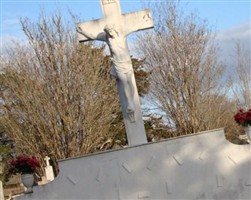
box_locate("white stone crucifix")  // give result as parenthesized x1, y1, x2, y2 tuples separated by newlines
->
(76, 0, 154, 146)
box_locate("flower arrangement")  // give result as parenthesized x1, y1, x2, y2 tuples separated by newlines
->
(8, 155, 41, 175)
(234, 109, 251, 127)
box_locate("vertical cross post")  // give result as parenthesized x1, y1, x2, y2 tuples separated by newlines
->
(76, 0, 154, 146)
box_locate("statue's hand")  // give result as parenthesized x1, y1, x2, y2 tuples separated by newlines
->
(76, 26, 83, 33)
(143, 11, 151, 21)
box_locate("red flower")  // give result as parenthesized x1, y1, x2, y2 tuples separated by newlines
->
(234, 108, 251, 127)
(7, 155, 41, 175)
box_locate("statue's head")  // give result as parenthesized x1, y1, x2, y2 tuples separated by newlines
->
(104, 24, 118, 38)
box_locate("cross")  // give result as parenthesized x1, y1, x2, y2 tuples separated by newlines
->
(44, 156, 51, 167)
(76, 0, 154, 146)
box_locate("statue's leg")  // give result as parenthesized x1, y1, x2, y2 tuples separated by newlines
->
(117, 70, 136, 122)
(125, 70, 135, 112)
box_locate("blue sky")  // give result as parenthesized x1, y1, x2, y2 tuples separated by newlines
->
(1, 1, 250, 30)
(1, 0, 250, 59)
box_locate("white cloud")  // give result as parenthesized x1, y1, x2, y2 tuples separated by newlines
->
(217, 22, 250, 40)
(216, 22, 251, 63)
(215, 22, 251, 91)
(0, 34, 26, 55)
(1, 34, 15, 52)
(2, 19, 20, 27)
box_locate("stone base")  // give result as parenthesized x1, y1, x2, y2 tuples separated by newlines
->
(15, 128, 251, 200)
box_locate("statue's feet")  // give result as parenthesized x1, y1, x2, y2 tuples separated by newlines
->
(127, 109, 136, 123)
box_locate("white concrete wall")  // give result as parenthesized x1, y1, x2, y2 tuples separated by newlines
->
(16, 128, 251, 199)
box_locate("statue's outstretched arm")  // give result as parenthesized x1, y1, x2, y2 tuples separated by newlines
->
(76, 26, 106, 41)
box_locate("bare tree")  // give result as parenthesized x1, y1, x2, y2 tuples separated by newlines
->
(136, 1, 232, 136)
(0, 12, 123, 170)
(232, 41, 251, 109)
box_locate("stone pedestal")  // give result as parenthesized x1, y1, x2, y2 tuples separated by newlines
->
(14, 129, 251, 200)
(45, 166, 54, 182)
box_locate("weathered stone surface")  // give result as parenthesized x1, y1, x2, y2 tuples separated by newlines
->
(76, 0, 154, 146)
(15, 128, 251, 200)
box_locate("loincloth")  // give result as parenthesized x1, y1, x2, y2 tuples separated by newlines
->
(111, 60, 133, 78)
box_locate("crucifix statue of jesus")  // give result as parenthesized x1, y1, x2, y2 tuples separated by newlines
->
(76, 0, 154, 146)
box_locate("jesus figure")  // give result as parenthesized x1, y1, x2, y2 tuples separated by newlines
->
(77, 24, 136, 122)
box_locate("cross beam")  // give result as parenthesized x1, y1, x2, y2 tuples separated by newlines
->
(77, 0, 153, 42)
